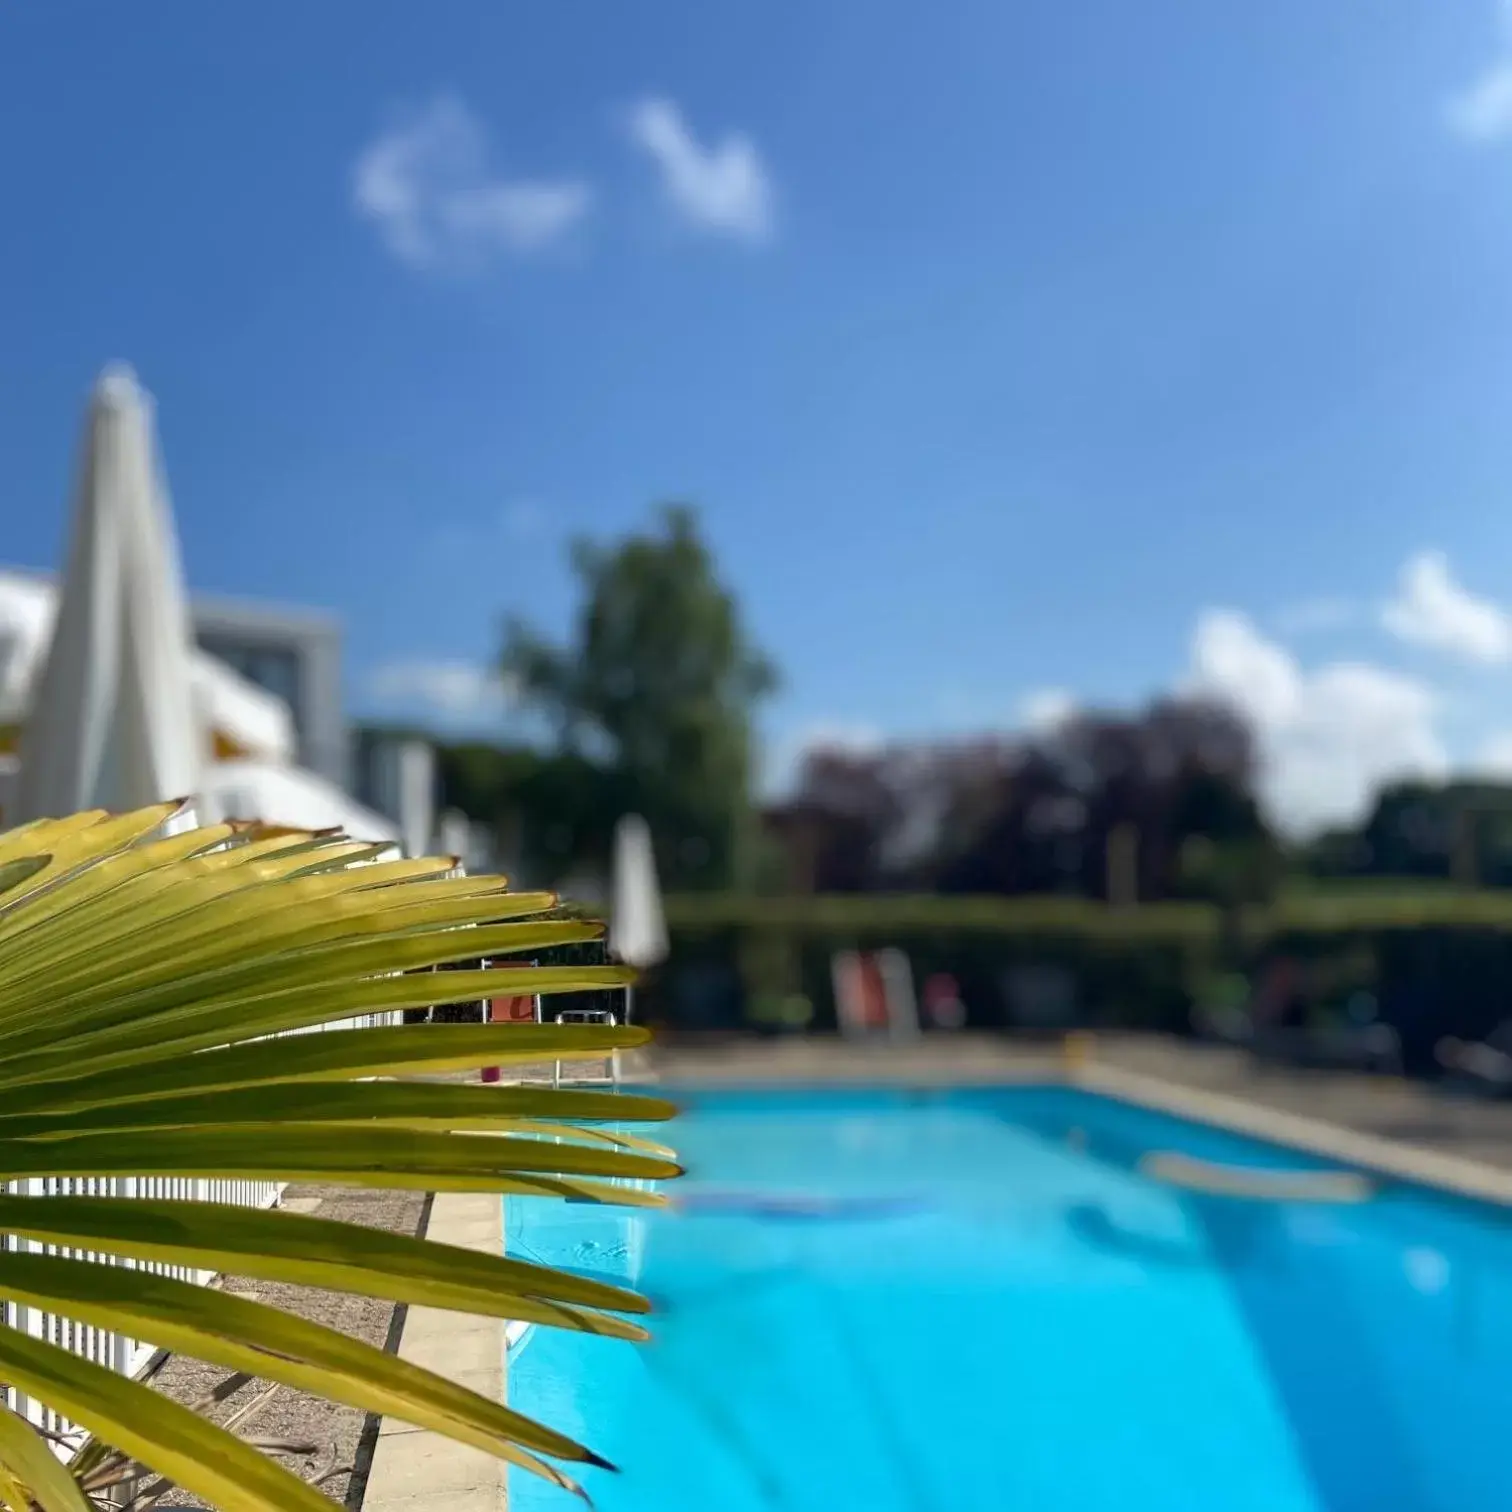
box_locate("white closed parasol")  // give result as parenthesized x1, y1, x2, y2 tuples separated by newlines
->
(610, 813, 668, 988)
(11, 366, 202, 826)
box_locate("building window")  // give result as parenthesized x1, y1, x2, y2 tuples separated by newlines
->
(199, 640, 303, 725)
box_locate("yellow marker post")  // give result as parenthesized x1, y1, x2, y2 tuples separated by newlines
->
(1062, 1031, 1096, 1072)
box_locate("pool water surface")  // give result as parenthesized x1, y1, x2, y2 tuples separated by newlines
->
(505, 1086, 1512, 1512)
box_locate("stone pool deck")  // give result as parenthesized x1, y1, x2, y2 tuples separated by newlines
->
(363, 1191, 508, 1512)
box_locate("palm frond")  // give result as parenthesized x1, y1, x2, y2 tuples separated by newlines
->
(0, 804, 675, 1510)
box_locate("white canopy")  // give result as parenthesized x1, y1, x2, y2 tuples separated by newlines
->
(202, 759, 399, 845)
(190, 654, 294, 764)
(10, 367, 201, 823)
(0, 568, 294, 765)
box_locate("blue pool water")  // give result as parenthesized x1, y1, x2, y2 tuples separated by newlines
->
(504, 1086, 1512, 1511)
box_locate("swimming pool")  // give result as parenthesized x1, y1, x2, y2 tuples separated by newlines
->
(504, 1085, 1512, 1512)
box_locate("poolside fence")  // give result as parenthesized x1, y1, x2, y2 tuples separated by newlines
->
(3, 1007, 404, 1446)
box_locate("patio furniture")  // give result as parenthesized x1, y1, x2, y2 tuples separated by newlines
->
(1219, 958, 1402, 1075)
(1436, 1021, 1512, 1096)
(833, 948, 921, 1039)
(1248, 1016, 1404, 1076)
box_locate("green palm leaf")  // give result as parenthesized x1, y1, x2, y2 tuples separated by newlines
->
(0, 964, 634, 1089)
(0, 1404, 91, 1512)
(0, 1080, 678, 1137)
(0, 1325, 351, 1512)
(0, 1197, 652, 1335)
(0, 1125, 678, 1193)
(0, 1023, 657, 1115)
(0, 1252, 606, 1468)
(0, 803, 678, 1509)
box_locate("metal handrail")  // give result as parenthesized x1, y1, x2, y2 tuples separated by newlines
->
(552, 1008, 621, 1090)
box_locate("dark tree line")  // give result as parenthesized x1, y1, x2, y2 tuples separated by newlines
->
(767, 698, 1281, 904)
(1304, 781, 1512, 889)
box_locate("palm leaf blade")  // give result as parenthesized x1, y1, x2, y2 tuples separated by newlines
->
(0, 1196, 652, 1322)
(0, 1081, 677, 1138)
(0, 1125, 679, 1191)
(0, 804, 675, 1508)
(0, 1253, 602, 1471)
(0, 1324, 337, 1512)
(0, 965, 635, 1089)
(0, 1405, 91, 1512)
(0, 1023, 654, 1113)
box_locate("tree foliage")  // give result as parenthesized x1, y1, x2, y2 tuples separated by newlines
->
(501, 505, 776, 891)
(770, 697, 1279, 902)
(1301, 779, 1512, 889)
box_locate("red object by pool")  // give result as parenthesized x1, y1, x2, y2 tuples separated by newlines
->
(481, 958, 538, 1083)
(834, 951, 892, 1033)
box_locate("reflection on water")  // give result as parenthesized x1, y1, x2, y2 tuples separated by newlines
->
(1065, 1202, 1210, 1270)
(1055, 1129, 1509, 1512)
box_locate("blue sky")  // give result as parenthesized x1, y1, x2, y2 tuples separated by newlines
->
(6, 1, 1512, 829)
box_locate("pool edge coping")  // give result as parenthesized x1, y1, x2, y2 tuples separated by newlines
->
(1075, 1061, 1512, 1209)
(363, 1191, 510, 1512)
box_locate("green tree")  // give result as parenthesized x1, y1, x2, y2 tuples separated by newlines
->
(503, 504, 777, 891)
(1314, 779, 1512, 888)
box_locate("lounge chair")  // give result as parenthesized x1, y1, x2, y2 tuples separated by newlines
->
(1436, 1021, 1512, 1096)
(1249, 1012, 1403, 1076)
(1208, 959, 1401, 1075)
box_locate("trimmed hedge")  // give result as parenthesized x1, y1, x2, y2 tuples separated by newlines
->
(641, 891, 1512, 1065)
(664, 888, 1512, 938)
(666, 893, 1217, 939)
(413, 889, 1512, 1065)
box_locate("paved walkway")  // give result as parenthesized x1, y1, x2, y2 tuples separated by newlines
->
(645, 1032, 1512, 1176)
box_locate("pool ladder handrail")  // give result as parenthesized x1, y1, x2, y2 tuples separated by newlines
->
(552, 1007, 622, 1090)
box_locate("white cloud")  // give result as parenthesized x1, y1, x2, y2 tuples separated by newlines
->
(626, 97, 774, 243)
(1380, 550, 1512, 664)
(1019, 688, 1077, 733)
(367, 659, 515, 719)
(1188, 609, 1447, 834)
(1447, 4, 1512, 141)
(353, 97, 591, 271)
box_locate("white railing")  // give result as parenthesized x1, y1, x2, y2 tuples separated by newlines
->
(4, 1008, 403, 1442)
